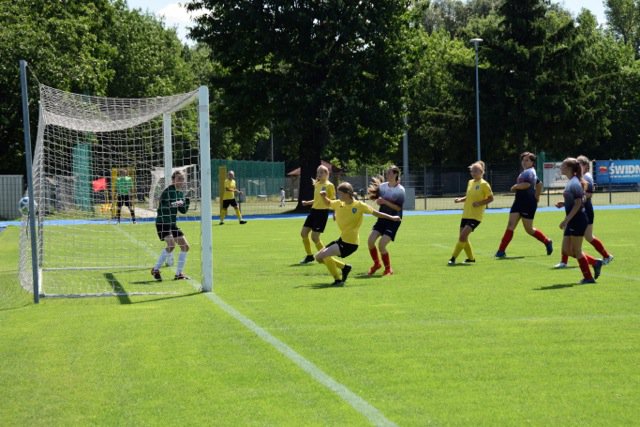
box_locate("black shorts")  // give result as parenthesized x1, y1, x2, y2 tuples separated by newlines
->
(372, 218, 401, 241)
(564, 212, 588, 237)
(303, 209, 330, 233)
(117, 194, 132, 206)
(156, 223, 184, 241)
(327, 238, 358, 258)
(510, 199, 537, 219)
(223, 198, 238, 209)
(584, 203, 594, 224)
(460, 218, 481, 231)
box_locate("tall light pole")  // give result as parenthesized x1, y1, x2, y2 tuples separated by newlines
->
(470, 38, 482, 161)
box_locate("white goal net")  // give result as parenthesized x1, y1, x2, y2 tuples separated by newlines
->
(19, 84, 212, 297)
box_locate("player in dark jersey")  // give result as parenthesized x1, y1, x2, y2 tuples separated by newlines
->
(151, 170, 190, 281)
(555, 158, 602, 284)
(496, 152, 553, 258)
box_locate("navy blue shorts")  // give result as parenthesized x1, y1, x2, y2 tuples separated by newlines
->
(303, 209, 330, 232)
(584, 203, 594, 224)
(564, 212, 588, 236)
(372, 218, 401, 241)
(460, 218, 481, 231)
(510, 199, 537, 219)
(327, 238, 358, 258)
(156, 223, 184, 241)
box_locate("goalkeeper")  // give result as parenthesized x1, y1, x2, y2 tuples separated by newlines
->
(115, 168, 136, 224)
(151, 170, 190, 281)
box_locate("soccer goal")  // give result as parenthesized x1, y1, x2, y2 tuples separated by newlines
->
(19, 81, 213, 298)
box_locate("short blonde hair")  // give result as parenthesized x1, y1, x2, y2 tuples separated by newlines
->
(468, 160, 485, 173)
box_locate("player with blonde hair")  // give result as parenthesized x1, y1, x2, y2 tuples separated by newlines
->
(448, 160, 494, 265)
(299, 164, 335, 264)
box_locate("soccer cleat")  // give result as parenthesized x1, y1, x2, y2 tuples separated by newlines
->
(342, 264, 352, 283)
(546, 240, 553, 256)
(554, 262, 567, 269)
(464, 259, 476, 264)
(219, 221, 224, 225)
(579, 278, 596, 284)
(240, 220, 247, 224)
(368, 263, 382, 276)
(383, 268, 394, 276)
(174, 273, 190, 280)
(602, 255, 614, 265)
(300, 255, 315, 264)
(151, 268, 162, 281)
(448, 257, 456, 266)
(495, 250, 506, 258)
(331, 279, 345, 287)
(593, 260, 603, 279)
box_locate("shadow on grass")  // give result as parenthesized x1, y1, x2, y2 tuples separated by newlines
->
(104, 272, 202, 304)
(495, 256, 525, 260)
(127, 291, 204, 304)
(535, 282, 589, 290)
(104, 272, 131, 304)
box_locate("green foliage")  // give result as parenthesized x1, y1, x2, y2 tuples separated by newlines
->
(187, 0, 408, 205)
(0, 0, 200, 175)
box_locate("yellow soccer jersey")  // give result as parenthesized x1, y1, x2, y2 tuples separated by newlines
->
(462, 178, 493, 221)
(311, 180, 336, 209)
(329, 199, 374, 245)
(223, 178, 236, 200)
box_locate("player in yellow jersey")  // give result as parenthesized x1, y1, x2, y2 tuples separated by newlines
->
(299, 165, 336, 264)
(448, 161, 494, 265)
(220, 170, 247, 225)
(315, 182, 401, 286)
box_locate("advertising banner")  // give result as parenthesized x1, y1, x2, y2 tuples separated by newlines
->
(542, 162, 567, 188)
(594, 160, 640, 185)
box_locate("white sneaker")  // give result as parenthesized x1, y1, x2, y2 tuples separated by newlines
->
(602, 255, 614, 265)
(554, 262, 567, 269)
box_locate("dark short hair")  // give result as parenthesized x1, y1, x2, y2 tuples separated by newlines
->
(520, 151, 536, 162)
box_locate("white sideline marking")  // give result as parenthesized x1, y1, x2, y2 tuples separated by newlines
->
(114, 226, 398, 423)
(204, 291, 399, 427)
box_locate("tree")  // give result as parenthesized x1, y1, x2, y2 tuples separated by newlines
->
(0, 0, 199, 175)
(187, 0, 408, 207)
(605, 0, 640, 57)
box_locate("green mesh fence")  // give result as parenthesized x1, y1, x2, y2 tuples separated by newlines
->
(212, 159, 285, 198)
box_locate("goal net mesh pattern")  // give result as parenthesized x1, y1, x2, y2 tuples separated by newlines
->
(19, 84, 208, 297)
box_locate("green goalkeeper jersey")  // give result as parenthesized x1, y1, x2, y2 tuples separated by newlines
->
(156, 185, 189, 225)
(116, 176, 133, 195)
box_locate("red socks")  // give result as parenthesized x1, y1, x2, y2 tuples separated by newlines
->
(381, 252, 390, 269)
(499, 229, 514, 252)
(589, 238, 609, 258)
(578, 256, 594, 280)
(533, 229, 549, 244)
(369, 247, 380, 265)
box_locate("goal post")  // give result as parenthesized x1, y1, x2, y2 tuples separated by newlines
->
(19, 74, 213, 297)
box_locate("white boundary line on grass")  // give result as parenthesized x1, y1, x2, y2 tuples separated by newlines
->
(113, 225, 398, 426)
(203, 291, 399, 427)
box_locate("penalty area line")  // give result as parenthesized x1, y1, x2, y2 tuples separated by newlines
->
(202, 290, 399, 427)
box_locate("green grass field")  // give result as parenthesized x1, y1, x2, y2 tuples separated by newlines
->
(1, 208, 639, 426)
